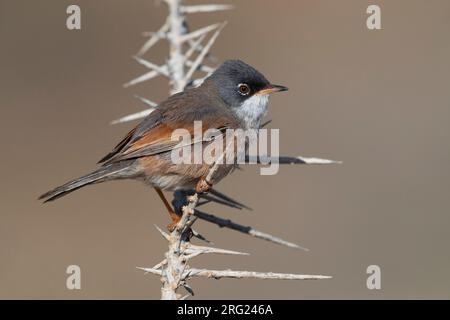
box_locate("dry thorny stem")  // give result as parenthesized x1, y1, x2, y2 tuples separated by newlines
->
(118, 0, 339, 300)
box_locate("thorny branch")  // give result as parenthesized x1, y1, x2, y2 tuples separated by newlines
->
(118, 0, 338, 300)
(194, 210, 309, 251)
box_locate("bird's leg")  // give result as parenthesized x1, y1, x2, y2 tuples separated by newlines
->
(154, 187, 180, 232)
(195, 177, 212, 194)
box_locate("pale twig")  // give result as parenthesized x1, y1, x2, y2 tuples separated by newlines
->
(160, 193, 198, 300)
(184, 34, 207, 61)
(187, 38, 218, 63)
(123, 70, 159, 88)
(138, 267, 331, 281)
(185, 60, 215, 74)
(136, 259, 167, 275)
(183, 22, 226, 85)
(190, 75, 211, 87)
(151, 259, 167, 270)
(179, 23, 221, 43)
(181, 4, 234, 14)
(184, 244, 249, 256)
(154, 224, 170, 241)
(134, 95, 158, 108)
(110, 95, 158, 124)
(246, 155, 342, 165)
(194, 210, 309, 251)
(137, 267, 162, 276)
(133, 56, 170, 77)
(110, 108, 155, 124)
(137, 20, 170, 56)
(280, 156, 342, 165)
(166, 0, 188, 94)
(175, 194, 198, 232)
(185, 269, 332, 280)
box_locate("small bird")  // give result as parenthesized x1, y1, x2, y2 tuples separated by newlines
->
(39, 60, 287, 229)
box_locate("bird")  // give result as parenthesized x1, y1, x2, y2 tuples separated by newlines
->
(39, 60, 288, 230)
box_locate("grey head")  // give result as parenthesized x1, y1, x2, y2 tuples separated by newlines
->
(203, 60, 288, 128)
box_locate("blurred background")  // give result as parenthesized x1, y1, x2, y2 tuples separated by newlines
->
(1, 0, 450, 299)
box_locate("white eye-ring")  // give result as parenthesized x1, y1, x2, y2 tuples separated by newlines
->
(238, 83, 251, 96)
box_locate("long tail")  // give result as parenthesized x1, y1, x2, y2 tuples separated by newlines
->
(39, 161, 134, 203)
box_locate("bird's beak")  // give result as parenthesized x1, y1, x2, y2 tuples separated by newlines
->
(256, 84, 289, 96)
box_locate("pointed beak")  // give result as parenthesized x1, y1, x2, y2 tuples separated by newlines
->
(256, 84, 289, 96)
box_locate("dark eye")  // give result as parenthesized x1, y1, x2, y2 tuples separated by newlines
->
(238, 83, 251, 96)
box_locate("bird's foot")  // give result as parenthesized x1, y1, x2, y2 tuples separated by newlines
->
(167, 210, 181, 232)
(195, 177, 212, 194)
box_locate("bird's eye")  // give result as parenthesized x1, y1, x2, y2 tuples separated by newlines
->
(238, 83, 251, 96)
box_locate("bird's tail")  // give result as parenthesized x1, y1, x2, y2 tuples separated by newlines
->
(39, 161, 135, 203)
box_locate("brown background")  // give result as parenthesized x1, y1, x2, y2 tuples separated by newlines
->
(1, 0, 450, 299)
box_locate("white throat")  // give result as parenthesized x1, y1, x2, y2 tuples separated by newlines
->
(235, 94, 269, 129)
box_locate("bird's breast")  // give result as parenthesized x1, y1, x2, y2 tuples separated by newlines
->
(234, 94, 269, 129)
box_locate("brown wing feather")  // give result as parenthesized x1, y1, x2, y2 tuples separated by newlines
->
(98, 86, 241, 165)
(97, 127, 137, 164)
(102, 119, 231, 164)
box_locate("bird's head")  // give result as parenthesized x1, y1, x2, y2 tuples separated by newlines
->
(204, 60, 288, 128)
